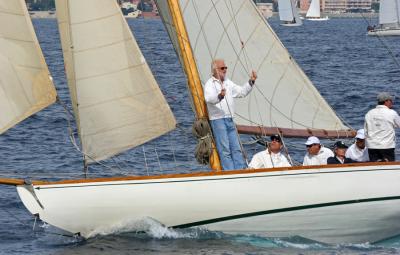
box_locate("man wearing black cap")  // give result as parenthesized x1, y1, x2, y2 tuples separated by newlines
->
(364, 92, 400, 162)
(249, 134, 291, 169)
(327, 141, 355, 164)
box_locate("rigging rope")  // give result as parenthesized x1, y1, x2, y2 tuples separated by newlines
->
(56, 97, 124, 175)
(360, 13, 400, 70)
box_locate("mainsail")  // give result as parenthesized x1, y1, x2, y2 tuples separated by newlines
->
(156, 0, 352, 138)
(55, 0, 176, 162)
(0, 0, 57, 134)
(306, 0, 321, 18)
(379, 0, 400, 28)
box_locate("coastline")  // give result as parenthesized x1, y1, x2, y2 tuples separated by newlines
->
(30, 10, 378, 19)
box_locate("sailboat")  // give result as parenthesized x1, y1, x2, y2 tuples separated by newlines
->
(278, 0, 303, 26)
(2, 0, 400, 244)
(368, 0, 400, 36)
(306, 0, 329, 21)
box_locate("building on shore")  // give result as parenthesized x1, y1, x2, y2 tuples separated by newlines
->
(300, 0, 374, 13)
(255, 2, 274, 18)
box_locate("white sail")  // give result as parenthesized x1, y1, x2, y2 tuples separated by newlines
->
(0, 0, 57, 134)
(379, 0, 400, 26)
(306, 0, 321, 18)
(55, 0, 176, 162)
(156, 0, 347, 132)
(292, 0, 302, 25)
(279, 0, 294, 22)
(279, 0, 302, 25)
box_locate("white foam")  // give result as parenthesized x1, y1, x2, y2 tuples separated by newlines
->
(87, 217, 208, 239)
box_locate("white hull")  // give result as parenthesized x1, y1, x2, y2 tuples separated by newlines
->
(368, 28, 400, 36)
(306, 16, 329, 21)
(281, 22, 302, 27)
(17, 163, 400, 244)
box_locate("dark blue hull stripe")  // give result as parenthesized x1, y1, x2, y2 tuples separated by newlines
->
(173, 196, 400, 228)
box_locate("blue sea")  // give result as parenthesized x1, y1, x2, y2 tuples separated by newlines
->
(0, 16, 400, 254)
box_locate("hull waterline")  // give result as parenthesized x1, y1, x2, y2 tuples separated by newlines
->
(368, 28, 400, 36)
(16, 163, 400, 244)
(306, 17, 329, 21)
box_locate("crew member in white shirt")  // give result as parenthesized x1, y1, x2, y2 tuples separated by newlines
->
(303, 136, 334, 166)
(345, 129, 369, 162)
(204, 59, 257, 170)
(364, 92, 400, 162)
(249, 134, 291, 169)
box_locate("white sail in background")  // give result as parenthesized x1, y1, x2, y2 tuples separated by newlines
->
(156, 0, 347, 131)
(55, 0, 176, 162)
(379, 0, 400, 27)
(279, 0, 302, 25)
(306, 0, 321, 18)
(0, 0, 57, 134)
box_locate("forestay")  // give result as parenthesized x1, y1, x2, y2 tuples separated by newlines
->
(0, 0, 56, 134)
(156, 0, 349, 135)
(55, 0, 176, 162)
(379, 0, 400, 27)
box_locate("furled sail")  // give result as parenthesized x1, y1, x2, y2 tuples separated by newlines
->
(0, 0, 57, 134)
(306, 0, 321, 18)
(156, 0, 352, 138)
(279, 0, 302, 25)
(55, 0, 176, 162)
(379, 0, 400, 27)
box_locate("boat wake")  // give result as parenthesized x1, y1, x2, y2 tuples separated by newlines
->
(86, 217, 221, 239)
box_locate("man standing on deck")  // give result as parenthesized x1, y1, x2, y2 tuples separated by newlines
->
(204, 59, 257, 170)
(364, 92, 400, 162)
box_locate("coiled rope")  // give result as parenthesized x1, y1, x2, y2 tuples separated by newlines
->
(192, 119, 213, 165)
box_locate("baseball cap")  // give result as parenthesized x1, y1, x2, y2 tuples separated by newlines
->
(305, 136, 320, 145)
(355, 129, 365, 140)
(334, 141, 348, 149)
(377, 92, 394, 103)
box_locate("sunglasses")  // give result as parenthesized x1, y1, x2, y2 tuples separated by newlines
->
(219, 66, 228, 70)
(306, 144, 318, 148)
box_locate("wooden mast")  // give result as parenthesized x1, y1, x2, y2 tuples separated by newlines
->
(167, 0, 221, 171)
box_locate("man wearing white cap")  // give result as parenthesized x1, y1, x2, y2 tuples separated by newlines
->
(364, 92, 400, 162)
(345, 129, 369, 162)
(303, 136, 334, 166)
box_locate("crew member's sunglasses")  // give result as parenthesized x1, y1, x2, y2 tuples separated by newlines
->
(219, 66, 228, 70)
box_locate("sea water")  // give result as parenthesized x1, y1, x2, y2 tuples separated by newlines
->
(0, 17, 400, 254)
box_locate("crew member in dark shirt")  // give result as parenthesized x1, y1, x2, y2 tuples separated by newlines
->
(327, 141, 355, 164)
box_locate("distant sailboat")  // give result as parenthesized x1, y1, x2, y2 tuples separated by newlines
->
(2, 0, 400, 245)
(368, 0, 400, 36)
(306, 0, 329, 21)
(278, 0, 303, 26)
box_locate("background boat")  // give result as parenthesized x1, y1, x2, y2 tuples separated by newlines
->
(278, 0, 303, 26)
(368, 0, 400, 36)
(306, 0, 329, 21)
(1, 13, 400, 254)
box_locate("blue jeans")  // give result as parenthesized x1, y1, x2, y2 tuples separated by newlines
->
(210, 118, 246, 170)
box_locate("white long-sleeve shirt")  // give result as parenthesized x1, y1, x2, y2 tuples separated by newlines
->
(303, 147, 334, 166)
(249, 150, 291, 169)
(364, 105, 400, 149)
(345, 143, 369, 162)
(204, 77, 253, 120)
